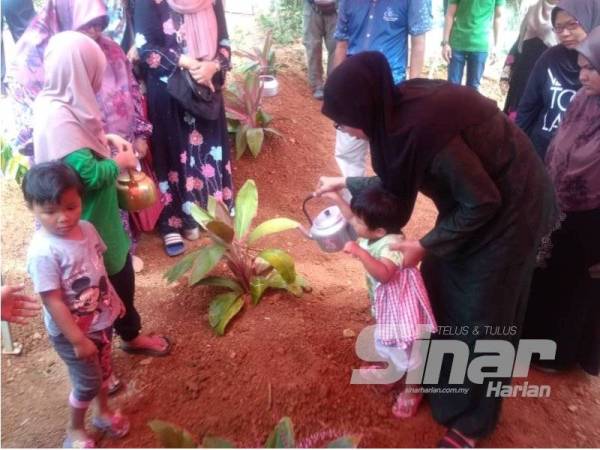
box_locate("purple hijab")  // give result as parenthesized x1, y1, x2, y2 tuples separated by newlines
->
(546, 27, 600, 211)
(6, 0, 151, 157)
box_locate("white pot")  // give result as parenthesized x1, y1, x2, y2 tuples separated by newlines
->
(260, 75, 279, 97)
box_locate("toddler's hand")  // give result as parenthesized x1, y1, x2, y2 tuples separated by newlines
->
(74, 337, 98, 359)
(321, 190, 342, 202)
(343, 241, 360, 256)
(315, 176, 346, 196)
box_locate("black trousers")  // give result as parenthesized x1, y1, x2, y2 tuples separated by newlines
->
(421, 252, 537, 439)
(108, 254, 142, 342)
(523, 208, 600, 375)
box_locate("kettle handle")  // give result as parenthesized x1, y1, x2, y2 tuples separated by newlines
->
(127, 169, 138, 187)
(302, 193, 318, 226)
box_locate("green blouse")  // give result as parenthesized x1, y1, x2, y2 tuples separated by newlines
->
(63, 149, 130, 276)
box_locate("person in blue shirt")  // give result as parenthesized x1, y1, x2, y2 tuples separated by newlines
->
(331, 0, 432, 188)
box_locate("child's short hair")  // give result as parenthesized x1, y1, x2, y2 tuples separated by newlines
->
(350, 185, 404, 234)
(21, 161, 83, 207)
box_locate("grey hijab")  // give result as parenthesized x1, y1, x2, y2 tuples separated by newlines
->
(551, 0, 600, 32)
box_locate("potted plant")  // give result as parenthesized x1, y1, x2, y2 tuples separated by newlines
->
(224, 72, 281, 159)
(234, 30, 279, 97)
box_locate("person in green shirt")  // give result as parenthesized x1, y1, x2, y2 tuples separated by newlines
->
(442, 0, 504, 90)
(31, 32, 172, 365)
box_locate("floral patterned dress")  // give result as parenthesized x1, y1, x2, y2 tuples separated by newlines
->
(134, 0, 234, 236)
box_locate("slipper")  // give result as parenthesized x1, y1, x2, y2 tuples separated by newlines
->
(63, 435, 95, 448)
(120, 335, 172, 357)
(131, 254, 144, 273)
(163, 233, 185, 257)
(438, 429, 476, 448)
(92, 410, 130, 438)
(107, 373, 123, 396)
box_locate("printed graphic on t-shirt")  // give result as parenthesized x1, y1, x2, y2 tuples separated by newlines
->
(542, 68, 576, 132)
(70, 275, 111, 332)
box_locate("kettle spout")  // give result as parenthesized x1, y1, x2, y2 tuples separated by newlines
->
(297, 224, 312, 240)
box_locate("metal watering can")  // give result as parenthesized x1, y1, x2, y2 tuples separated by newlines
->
(116, 169, 159, 212)
(298, 194, 357, 253)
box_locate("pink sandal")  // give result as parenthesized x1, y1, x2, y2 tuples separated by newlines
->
(392, 390, 423, 418)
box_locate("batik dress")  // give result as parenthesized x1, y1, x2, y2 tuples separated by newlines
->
(134, 0, 233, 236)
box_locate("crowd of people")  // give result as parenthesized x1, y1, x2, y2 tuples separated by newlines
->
(0, 0, 598, 448)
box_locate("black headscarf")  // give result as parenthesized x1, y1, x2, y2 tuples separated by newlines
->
(322, 52, 499, 227)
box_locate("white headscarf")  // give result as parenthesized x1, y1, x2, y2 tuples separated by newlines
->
(517, 0, 558, 52)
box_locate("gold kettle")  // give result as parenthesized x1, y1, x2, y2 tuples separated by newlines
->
(116, 169, 158, 212)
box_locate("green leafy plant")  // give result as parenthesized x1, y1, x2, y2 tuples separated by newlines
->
(0, 137, 30, 184)
(234, 30, 279, 76)
(257, 0, 303, 46)
(224, 72, 281, 159)
(150, 417, 361, 448)
(165, 179, 306, 335)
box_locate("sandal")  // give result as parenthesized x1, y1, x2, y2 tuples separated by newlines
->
(438, 429, 476, 448)
(392, 390, 422, 418)
(120, 334, 172, 357)
(163, 232, 185, 257)
(63, 434, 95, 448)
(92, 410, 130, 438)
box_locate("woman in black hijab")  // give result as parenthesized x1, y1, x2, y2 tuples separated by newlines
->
(316, 52, 558, 447)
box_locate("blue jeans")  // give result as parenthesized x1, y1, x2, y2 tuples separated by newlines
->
(447, 50, 488, 90)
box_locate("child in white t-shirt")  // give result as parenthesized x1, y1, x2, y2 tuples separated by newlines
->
(23, 161, 129, 448)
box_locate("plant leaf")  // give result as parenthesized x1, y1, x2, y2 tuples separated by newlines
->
(205, 221, 235, 244)
(191, 204, 213, 228)
(148, 420, 197, 448)
(207, 196, 217, 217)
(266, 272, 302, 297)
(249, 276, 269, 305)
(196, 276, 243, 294)
(246, 127, 264, 158)
(256, 109, 272, 126)
(326, 435, 362, 448)
(189, 244, 227, 285)
(201, 436, 236, 448)
(247, 218, 300, 244)
(235, 125, 248, 159)
(264, 417, 295, 448)
(258, 248, 296, 284)
(264, 127, 283, 137)
(233, 179, 258, 239)
(164, 249, 203, 283)
(208, 292, 244, 335)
